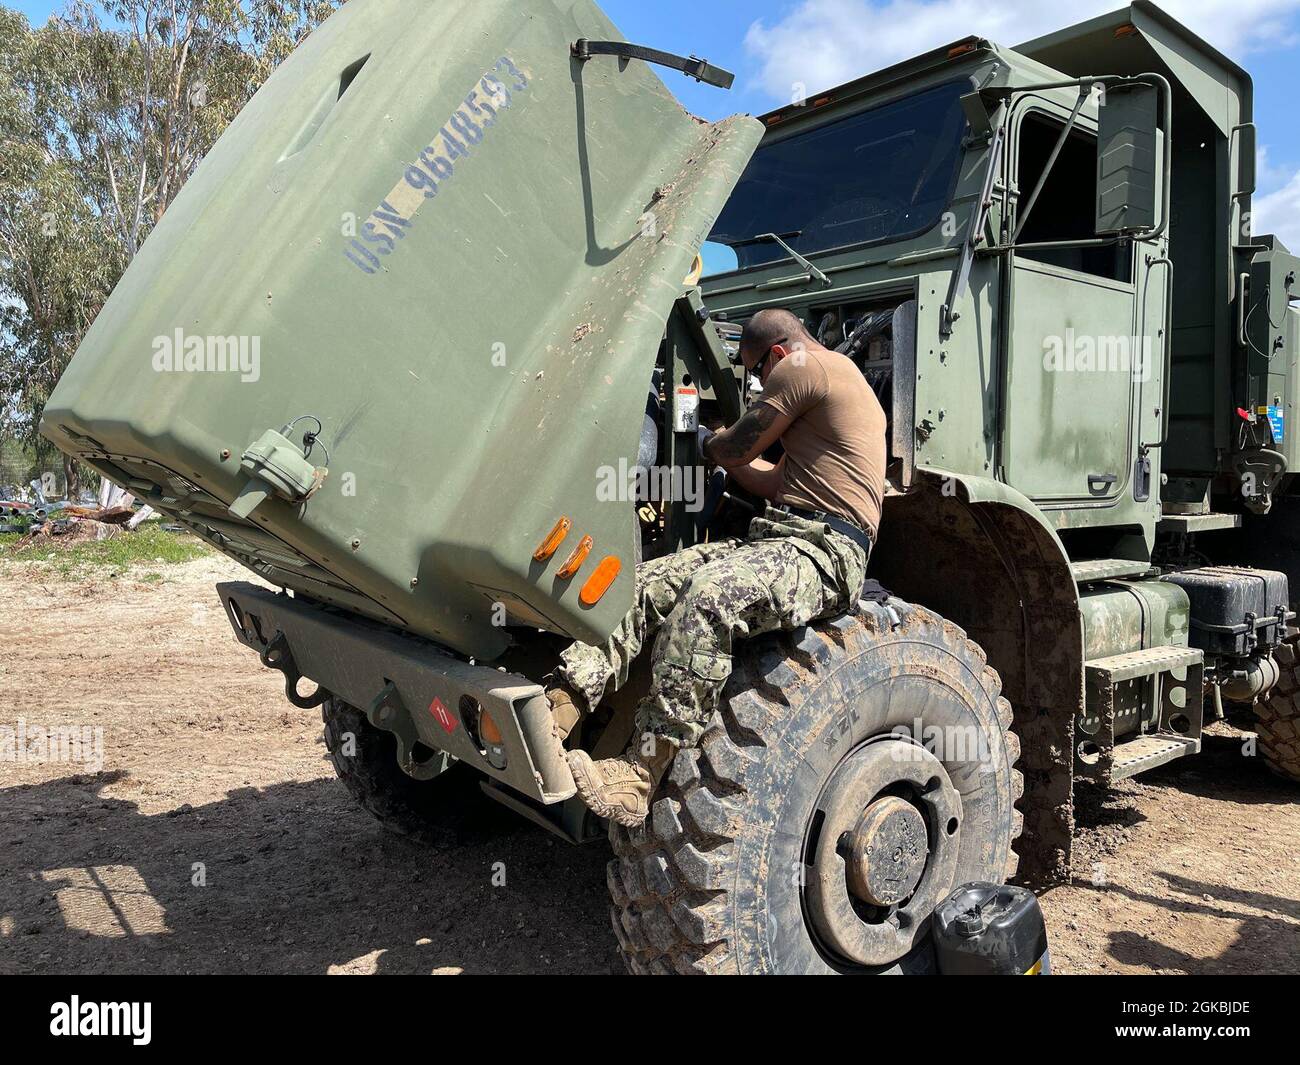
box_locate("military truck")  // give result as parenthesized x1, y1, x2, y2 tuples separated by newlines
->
(41, 0, 1299, 974)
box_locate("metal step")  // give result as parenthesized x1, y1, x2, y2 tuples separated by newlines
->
(1070, 559, 1156, 584)
(1157, 513, 1242, 534)
(1109, 733, 1201, 780)
(1085, 645, 1203, 684)
(1081, 644, 1205, 783)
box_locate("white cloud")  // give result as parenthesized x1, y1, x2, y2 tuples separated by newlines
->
(1253, 168, 1300, 251)
(1257, 144, 1291, 189)
(745, 0, 1300, 103)
(1252, 144, 1300, 251)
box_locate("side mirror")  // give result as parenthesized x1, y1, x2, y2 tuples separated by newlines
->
(1096, 82, 1159, 235)
(959, 90, 993, 139)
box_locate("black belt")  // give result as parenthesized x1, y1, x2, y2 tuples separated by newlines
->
(772, 506, 873, 558)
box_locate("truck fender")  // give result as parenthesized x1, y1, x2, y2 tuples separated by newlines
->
(870, 468, 1082, 886)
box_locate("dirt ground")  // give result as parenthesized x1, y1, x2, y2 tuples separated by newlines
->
(2, 552, 1297, 975)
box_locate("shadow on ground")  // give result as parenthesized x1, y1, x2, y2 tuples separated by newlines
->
(1141, 725, 1290, 806)
(0, 771, 619, 975)
(1053, 718, 1300, 974)
(1100, 871, 1300, 974)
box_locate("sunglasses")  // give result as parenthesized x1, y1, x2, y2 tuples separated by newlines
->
(751, 337, 787, 378)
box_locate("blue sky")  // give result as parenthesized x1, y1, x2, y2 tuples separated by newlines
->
(11, 0, 1300, 245)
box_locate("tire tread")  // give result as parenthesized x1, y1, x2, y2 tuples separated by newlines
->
(606, 602, 1025, 974)
(1256, 640, 1300, 783)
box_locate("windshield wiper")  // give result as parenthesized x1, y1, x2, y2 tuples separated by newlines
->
(729, 231, 833, 288)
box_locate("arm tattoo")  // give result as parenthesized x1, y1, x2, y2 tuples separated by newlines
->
(705, 403, 779, 463)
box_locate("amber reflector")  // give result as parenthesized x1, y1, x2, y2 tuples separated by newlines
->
(479, 709, 504, 745)
(1114, 23, 1138, 38)
(947, 42, 977, 58)
(533, 517, 572, 562)
(556, 535, 594, 579)
(580, 556, 622, 606)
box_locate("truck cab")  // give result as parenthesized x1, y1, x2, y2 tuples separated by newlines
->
(662, 0, 1298, 883)
(694, 2, 1292, 559)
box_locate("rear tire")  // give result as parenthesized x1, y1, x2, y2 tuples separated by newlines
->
(1254, 640, 1300, 784)
(606, 599, 1023, 974)
(322, 696, 500, 846)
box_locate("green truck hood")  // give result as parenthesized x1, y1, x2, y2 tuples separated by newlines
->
(42, 0, 763, 658)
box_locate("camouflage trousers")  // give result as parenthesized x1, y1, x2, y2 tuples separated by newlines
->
(558, 508, 870, 750)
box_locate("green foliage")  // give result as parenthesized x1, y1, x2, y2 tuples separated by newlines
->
(0, 434, 39, 485)
(0, 0, 338, 452)
(0, 520, 211, 577)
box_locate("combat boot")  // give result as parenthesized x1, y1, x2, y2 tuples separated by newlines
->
(545, 682, 583, 742)
(566, 738, 676, 827)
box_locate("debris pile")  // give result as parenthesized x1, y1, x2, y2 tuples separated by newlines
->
(0, 478, 154, 545)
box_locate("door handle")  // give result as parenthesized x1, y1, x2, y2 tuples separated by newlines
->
(1088, 472, 1118, 488)
(1238, 271, 1251, 346)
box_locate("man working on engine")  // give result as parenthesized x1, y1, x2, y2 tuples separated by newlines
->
(552, 307, 887, 827)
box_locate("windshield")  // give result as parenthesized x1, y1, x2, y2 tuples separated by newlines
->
(705, 81, 969, 275)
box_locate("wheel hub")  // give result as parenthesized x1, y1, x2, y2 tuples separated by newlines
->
(803, 738, 962, 968)
(846, 795, 928, 907)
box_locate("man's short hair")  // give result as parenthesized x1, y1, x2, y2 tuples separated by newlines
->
(740, 308, 812, 358)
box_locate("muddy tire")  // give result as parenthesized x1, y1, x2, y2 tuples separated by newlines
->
(322, 696, 500, 846)
(1254, 640, 1300, 784)
(606, 599, 1023, 974)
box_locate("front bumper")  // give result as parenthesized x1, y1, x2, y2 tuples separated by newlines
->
(218, 582, 576, 804)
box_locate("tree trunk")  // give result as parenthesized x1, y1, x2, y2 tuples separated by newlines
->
(63, 454, 80, 499)
(96, 480, 132, 539)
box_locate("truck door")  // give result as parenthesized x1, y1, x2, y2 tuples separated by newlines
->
(1001, 109, 1146, 504)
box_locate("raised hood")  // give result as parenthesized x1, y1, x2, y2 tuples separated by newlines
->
(42, 0, 762, 659)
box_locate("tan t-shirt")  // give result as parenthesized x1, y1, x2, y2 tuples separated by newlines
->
(758, 346, 886, 538)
